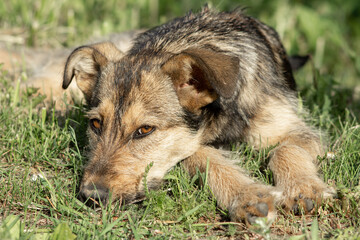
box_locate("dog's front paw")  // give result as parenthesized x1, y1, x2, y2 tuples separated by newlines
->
(228, 184, 281, 224)
(280, 178, 336, 214)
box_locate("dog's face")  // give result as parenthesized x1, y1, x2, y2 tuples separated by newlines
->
(63, 42, 239, 204)
(82, 68, 204, 203)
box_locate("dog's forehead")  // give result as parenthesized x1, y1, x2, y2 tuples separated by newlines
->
(100, 57, 160, 92)
(93, 57, 181, 119)
(90, 58, 146, 107)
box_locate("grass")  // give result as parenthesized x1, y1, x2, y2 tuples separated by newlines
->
(0, 0, 359, 239)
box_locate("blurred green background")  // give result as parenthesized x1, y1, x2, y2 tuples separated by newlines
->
(0, 0, 359, 88)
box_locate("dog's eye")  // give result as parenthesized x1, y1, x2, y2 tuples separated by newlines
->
(90, 119, 102, 133)
(134, 126, 155, 138)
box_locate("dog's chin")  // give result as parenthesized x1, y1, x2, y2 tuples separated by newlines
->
(82, 193, 146, 209)
(117, 190, 152, 205)
(125, 193, 147, 204)
(122, 179, 164, 204)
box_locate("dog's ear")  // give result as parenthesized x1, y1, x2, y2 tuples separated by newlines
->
(288, 55, 310, 71)
(161, 48, 239, 113)
(63, 42, 124, 102)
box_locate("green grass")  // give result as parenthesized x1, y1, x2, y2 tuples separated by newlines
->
(1, 0, 359, 239)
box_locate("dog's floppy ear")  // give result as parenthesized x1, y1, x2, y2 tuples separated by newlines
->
(63, 42, 124, 102)
(161, 48, 239, 113)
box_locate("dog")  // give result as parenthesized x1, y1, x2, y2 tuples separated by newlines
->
(61, 7, 335, 224)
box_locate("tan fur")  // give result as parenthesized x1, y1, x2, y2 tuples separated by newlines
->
(246, 96, 334, 212)
(182, 146, 281, 223)
(246, 97, 306, 148)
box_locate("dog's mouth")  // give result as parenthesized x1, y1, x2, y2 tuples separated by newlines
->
(125, 178, 164, 204)
(126, 192, 147, 204)
(79, 190, 147, 209)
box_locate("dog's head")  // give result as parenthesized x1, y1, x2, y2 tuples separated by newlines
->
(63, 42, 239, 205)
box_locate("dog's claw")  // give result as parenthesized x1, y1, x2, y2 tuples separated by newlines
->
(282, 181, 336, 215)
(292, 203, 299, 215)
(289, 196, 314, 214)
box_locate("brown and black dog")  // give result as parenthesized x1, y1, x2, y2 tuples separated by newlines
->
(61, 7, 335, 223)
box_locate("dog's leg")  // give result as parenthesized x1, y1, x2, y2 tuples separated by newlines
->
(182, 146, 281, 223)
(247, 97, 335, 213)
(268, 129, 335, 213)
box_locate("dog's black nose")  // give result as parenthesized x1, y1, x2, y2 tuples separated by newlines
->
(79, 183, 109, 206)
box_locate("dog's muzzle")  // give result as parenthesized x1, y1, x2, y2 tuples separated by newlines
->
(79, 183, 109, 207)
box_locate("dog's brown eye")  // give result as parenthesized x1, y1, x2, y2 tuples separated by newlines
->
(90, 119, 102, 133)
(134, 126, 155, 138)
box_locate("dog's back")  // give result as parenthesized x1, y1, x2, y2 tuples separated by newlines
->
(131, 8, 296, 90)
